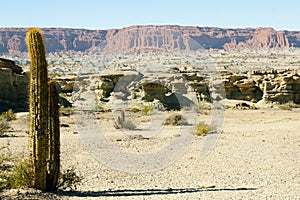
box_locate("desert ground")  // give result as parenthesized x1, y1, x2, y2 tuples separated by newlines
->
(0, 102, 299, 199)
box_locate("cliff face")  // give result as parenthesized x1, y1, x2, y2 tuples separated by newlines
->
(0, 28, 107, 54)
(0, 59, 28, 112)
(1, 26, 300, 54)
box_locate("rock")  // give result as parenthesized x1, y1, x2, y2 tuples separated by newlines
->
(142, 82, 170, 102)
(0, 58, 23, 74)
(234, 79, 256, 88)
(97, 70, 143, 100)
(224, 75, 263, 101)
(60, 82, 75, 93)
(59, 96, 72, 108)
(0, 66, 28, 112)
(225, 28, 290, 51)
(259, 70, 300, 104)
(3, 59, 299, 113)
(234, 102, 250, 109)
(163, 93, 194, 110)
(98, 78, 114, 98)
(2, 26, 300, 55)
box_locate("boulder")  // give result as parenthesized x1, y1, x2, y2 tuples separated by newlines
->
(0, 58, 23, 74)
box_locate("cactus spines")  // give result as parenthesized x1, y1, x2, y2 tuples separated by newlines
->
(47, 80, 60, 191)
(26, 28, 60, 191)
(26, 28, 49, 190)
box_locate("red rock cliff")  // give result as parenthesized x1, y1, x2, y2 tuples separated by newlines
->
(0, 26, 299, 54)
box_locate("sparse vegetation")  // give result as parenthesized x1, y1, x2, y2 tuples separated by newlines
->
(198, 101, 212, 111)
(113, 110, 137, 130)
(0, 119, 10, 136)
(2, 160, 30, 190)
(0, 143, 80, 192)
(57, 167, 82, 191)
(193, 122, 217, 136)
(0, 154, 81, 192)
(130, 107, 141, 113)
(141, 105, 153, 115)
(164, 113, 189, 126)
(0, 154, 30, 192)
(0, 109, 16, 121)
(122, 119, 137, 130)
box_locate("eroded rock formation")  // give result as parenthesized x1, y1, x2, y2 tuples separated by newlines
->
(1, 57, 300, 112)
(65, 68, 300, 111)
(0, 59, 28, 112)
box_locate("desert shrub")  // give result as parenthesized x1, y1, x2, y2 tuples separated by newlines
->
(130, 107, 141, 113)
(3, 160, 29, 189)
(0, 157, 30, 191)
(122, 119, 137, 130)
(114, 116, 137, 130)
(114, 110, 137, 130)
(0, 119, 10, 136)
(57, 167, 82, 191)
(198, 101, 212, 111)
(1, 144, 29, 191)
(0, 109, 16, 121)
(141, 105, 153, 115)
(194, 122, 217, 136)
(164, 113, 189, 126)
(0, 156, 82, 192)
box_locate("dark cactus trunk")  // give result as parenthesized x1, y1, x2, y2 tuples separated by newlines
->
(47, 80, 60, 191)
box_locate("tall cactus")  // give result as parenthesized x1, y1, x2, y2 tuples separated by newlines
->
(26, 28, 49, 190)
(26, 28, 60, 191)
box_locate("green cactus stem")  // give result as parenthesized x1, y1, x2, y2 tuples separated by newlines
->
(47, 80, 60, 191)
(26, 28, 49, 190)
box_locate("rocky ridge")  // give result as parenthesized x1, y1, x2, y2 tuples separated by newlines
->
(93, 68, 300, 107)
(1, 26, 300, 55)
(1, 55, 300, 112)
(56, 67, 300, 112)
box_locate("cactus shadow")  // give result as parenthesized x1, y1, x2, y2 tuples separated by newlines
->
(55, 187, 257, 197)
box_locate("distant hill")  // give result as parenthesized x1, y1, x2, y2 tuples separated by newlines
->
(0, 25, 299, 54)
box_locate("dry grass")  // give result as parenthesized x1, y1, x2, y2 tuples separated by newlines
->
(0, 119, 10, 136)
(0, 154, 30, 191)
(193, 122, 217, 136)
(164, 113, 189, 126)
(0, 109, 16, 121)
(113, 110, 137, 130)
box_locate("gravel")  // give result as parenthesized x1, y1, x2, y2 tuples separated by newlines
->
(0, 108, 299, 199)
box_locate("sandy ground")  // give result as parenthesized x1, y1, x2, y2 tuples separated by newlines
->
(0, 107, 300, 199)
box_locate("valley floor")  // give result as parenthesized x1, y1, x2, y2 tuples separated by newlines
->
(0, 107, 299, 199)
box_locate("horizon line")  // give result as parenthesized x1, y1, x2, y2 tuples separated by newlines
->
(0, 25, 297, 32)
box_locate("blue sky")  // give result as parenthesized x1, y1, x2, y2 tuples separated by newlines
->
(1, 0, 300, 30)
